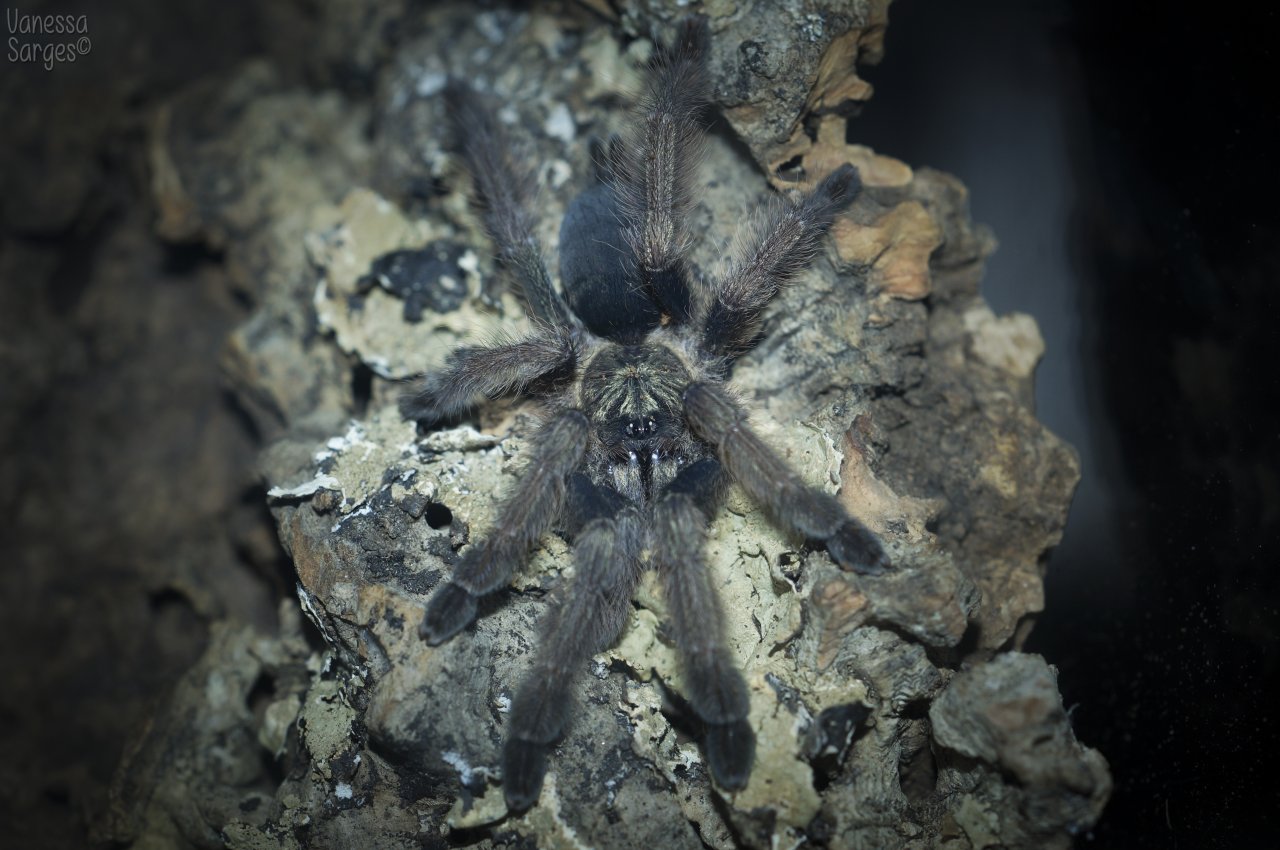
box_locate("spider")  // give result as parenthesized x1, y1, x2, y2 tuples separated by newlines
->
(402, 17, 890, 811)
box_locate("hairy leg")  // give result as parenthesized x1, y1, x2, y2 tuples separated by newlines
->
(617, 16, 711, 323)
(683, 381, 890, 574)
(702, 164, 862, 356)
(445, 83, 572, 326)
(419, 411, 590, 645)
(589, 133, 627, 186)
(503, 477, 642, 810)
(651, 458, 756, 789)
(399, 328, 576, 424)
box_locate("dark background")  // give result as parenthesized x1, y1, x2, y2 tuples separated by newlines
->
(1, 0, 1276, 847)
(858, 1, 1279, 846)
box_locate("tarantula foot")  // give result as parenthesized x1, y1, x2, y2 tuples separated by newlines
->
(828, 519, 892, 576)
(419, 582, 478, 645)
(398, 387, 443, 426)
(704, 718, 755, 791)
(671, 13, 711, 59)
(502, 738, 548, 812)
(816, 162, 863, 206)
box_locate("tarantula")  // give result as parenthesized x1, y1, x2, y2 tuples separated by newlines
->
(403, 17, 889, 811)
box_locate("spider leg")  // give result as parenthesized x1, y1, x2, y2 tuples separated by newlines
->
(445, 82, 573, 327)
(702, 164, 862, 357)
(503, 475, 642, 811)
(399, 327, 576, 424)
(419, 411, 590, 645)
(618, 15, 711, 324)
(588, 133, 627, 186)
(683, 381, 890, 574)
(652, 458, 756, 790)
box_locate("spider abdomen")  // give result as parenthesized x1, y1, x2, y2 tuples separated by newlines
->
(559, 183, 660, 340)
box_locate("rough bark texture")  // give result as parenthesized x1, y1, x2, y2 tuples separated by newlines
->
(83, 2, 1109, 848)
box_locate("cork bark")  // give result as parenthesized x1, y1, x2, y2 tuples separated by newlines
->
(96, 3, 1109, 848)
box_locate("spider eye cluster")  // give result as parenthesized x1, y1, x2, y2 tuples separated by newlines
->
(624, 417, 658, 438)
